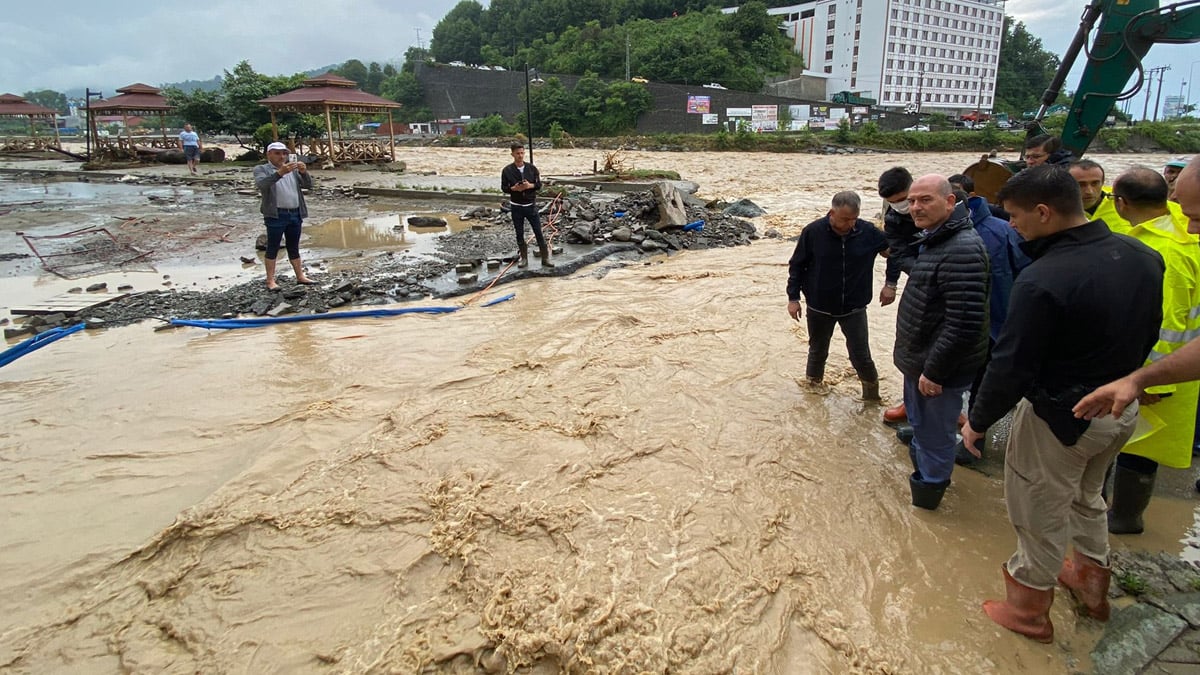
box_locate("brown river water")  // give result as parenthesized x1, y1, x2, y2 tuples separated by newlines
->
(1, 150, 1197, 673)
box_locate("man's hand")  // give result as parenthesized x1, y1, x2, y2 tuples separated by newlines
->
(880, 285, 897, 306)
(961, 421, 984, 458)
(294, 161, 306, 174)
(918, 374, 943, 397)
(787, 301, 802, 321)
(1073, 376, 1141, 419)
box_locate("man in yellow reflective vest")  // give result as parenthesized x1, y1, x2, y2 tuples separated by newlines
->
(1107, 167, 1200, 534)
(1069, 160, 1130, 234)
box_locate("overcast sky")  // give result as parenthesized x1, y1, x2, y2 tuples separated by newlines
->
(1, 0, 1196, 110)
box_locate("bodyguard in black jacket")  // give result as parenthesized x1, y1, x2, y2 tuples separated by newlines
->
(786, 192, 889, 399)
(894, 175, 990, 511)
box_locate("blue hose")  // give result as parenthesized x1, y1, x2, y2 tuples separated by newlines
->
(481, 293, 516, 307)
(170, 306, 461, 330)
(0, 322, 86, 368)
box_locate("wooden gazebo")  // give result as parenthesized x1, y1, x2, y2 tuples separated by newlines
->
(87, 83, 174, 155)
(258, 73, 401, 165)
(0, 94, 61, 153)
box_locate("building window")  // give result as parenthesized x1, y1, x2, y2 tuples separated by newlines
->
(829, 19, 837, 30)
(826, 50, 834, 60)
(824, 65, 833, 73)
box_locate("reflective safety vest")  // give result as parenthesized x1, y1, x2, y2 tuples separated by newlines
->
(1122, 213, 1200, 468)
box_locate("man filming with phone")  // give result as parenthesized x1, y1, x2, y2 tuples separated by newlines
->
(501, 142, 554, 268)
(254, 141, 316, 290)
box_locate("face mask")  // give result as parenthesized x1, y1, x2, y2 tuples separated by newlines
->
(889, 199, 911, 215)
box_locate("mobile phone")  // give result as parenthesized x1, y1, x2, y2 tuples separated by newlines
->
(288, 153, 298, 163)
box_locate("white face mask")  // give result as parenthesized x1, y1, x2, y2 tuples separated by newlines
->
(889, 199, 911, 215)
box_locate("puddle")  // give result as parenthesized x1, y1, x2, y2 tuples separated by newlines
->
(0, 176, 205, 209)
(305, 212, 474, 257)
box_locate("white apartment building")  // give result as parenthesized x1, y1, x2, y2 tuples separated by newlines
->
(730, 0, 1005, 114)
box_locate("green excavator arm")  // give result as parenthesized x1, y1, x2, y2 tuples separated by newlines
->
(1051, 0, 1200, 158)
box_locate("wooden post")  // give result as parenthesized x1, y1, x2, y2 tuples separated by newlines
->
(158, 111, 168, 146)
(324, 104, 335, 165)
(120, 111, 129, 143)
(387, 108, 395, 162)
(51, 114, 61, 149)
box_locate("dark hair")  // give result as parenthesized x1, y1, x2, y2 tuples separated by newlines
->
(1112, 167, 1169, 208)
(948, 173, 975, 192)
(831, 190, 861, 211)
(1024, 134, 1062, 153)
(878, 166, 913, 199)
(510, 142, 524, 151)
(1068, 159, 1106, 182)
(997, 165, 1084, 217)
(952, 189, 970, 206)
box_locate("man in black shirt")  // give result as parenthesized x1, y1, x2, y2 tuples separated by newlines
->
(500, 142, 553, 268)
(786, 191, 889, 400)
(963, 165, 1164, 643)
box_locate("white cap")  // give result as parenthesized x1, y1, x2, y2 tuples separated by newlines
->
(266, 142, 288, 152)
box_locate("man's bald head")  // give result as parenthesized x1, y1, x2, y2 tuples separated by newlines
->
(1112, 166, 1170, 224)
(907, 174, 957, 230)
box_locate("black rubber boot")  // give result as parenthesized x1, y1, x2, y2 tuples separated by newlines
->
(861, 379, 881, 401)
(539, 244, 555, 268)
(1108, 465, 1156, 534)
(910, 472, 950, 510)
(896, 424, 914, 445)
(517, 242, 529, 268)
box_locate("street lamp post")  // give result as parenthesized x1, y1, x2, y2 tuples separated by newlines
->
(84, 88, 102, 160)
(1189, 59, 1200, 114)
(524, 62, 535, 163)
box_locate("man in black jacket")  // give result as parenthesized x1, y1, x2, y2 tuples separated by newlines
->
(878, 167, 921, 423)
(786, 191, 889, 400)
(500, 142, 553, 268)
(962, 166, 1164, 643)
(894, 175, 989, 511)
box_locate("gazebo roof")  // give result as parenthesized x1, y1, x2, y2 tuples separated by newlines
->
(0, 93, 58, 117)
(258, 73, 401, 111)
(89, 83, 173, 114)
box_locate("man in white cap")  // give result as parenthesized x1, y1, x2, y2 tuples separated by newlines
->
(1165, 157, 1190, 201)
(253, 142, 315, 290)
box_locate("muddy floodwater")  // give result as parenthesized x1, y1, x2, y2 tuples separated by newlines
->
(0, 149, 1197, 673)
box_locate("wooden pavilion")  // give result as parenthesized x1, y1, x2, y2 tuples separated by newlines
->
(258, 74, 401, 165)
(0, 94, 61, 153)
(87, 83, 175, 156)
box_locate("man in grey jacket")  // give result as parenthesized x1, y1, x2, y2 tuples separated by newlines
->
(254, 141, 315, 290)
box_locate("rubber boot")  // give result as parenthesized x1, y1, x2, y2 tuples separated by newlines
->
(982, 566, 1054, 643)
(909, 472, 950, 510)
(883, 402, 907, 423)
(1057, 551, 1111, 621)
(895, 424, 914, 445)
(517, 242, 529, 269)
(1107, 465, 1156, 535)
(861, 379, 881, 401)
(539, 244, 555, 268)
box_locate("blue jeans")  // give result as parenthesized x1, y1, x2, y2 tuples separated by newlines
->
(264, 209, 303, 260)
(903, 375, 969, 483)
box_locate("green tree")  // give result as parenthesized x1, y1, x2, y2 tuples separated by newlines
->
(381, 71, 424, 108)
(431, 0, 485, 64)
(365, 62, 385, 94)
(22, 89, 67, 113)
(163, 87, 223, 133)
(337, 59, 369, 87)
(994, 17, 1061, 117)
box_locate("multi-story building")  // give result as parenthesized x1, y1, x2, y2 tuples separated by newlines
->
(730, 0, 1005, 115)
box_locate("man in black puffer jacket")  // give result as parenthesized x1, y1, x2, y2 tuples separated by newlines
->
(894, 174, 990, 510)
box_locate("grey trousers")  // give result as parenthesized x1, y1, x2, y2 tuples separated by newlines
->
(1003, 398, 1138, 589)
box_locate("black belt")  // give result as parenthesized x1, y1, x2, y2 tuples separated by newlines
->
(276, 207, 301, 212)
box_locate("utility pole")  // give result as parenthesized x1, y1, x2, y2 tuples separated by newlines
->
(1143, 66, 1168, 121)
(916, 65, 924, 115)
(1153, 65, 1171, 121)
(625, 33, 631, 81)
(415, 28, 424, 51)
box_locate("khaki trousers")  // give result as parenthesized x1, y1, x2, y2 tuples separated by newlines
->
(1003, 398, 1138, 589)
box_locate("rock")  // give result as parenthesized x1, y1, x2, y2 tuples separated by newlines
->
(240, 256, 256, 264)
(42, 313, 67, 325)
(84, 318, 106, 330)
(640, 239, 667, 252)
(408, 216, 448, 228)
(723, 198, 767, 218)
(86, 282, 107, 292)
(67, 287, 82, 294)
(455, 262, 475, 273)
(576, 208, 598, 221)
(327, 297, 346, 308)
(199, 147, 225, 163)
(566, 224, 595, 244)
(765, 228, 782, 239)
(611, 226, 632, 242)
(249, 299, 274, 316)
(283, 289, 306, 300)
(256, 234, 268, 251)
(471, 224, 487, 231)
(220, 312, 236, 319)
(333, 280, 356, 294)
(458, 273, 478, 284)
(267, 302, 295, 317)
(0, 318, 7, 326)
(117, 174, 140, 183)
(487, 260, 501, 270)
(651, 182, 688, 229)
(118, 284, 134, 291)
(4, 326, 34, 340)
(27, 316, 45, 327)
(1148, 593, 1200, 629)
(1092, 603, 1188, 675)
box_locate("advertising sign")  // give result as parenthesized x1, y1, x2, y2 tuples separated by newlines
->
(726, 107, 752, 117)
(687, 95, 711, 114)
(751, 105, 778, 132)
(702, 113, 719, 125)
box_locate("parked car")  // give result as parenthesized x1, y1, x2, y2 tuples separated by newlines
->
(996, 120, 1012, 129)
(903, 124, 930, 132)
(448, 61, 466, 67)
(703, 82, 727, 89)
(631, 76, 648, 83)
(492, 65, 506, 71)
